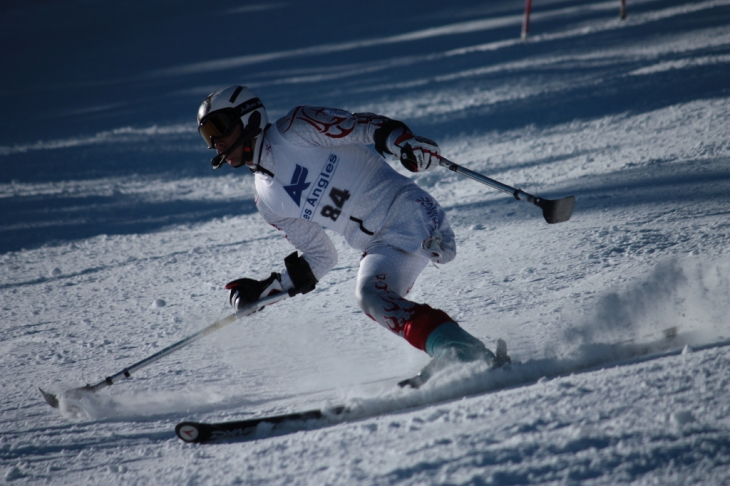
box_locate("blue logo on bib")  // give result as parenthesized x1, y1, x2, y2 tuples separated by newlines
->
(284, 165, 310, 207)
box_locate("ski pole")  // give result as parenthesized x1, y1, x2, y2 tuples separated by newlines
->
(40, 290, 292, 408)
(438, 156, 575, 224)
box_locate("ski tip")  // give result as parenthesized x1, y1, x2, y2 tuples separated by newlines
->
(175, 422, 205, 443)
(39, 388, 60, 408)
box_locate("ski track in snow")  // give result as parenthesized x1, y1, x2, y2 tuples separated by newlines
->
(1, 0, 730, 484)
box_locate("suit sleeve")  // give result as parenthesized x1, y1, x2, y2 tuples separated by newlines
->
(256, 193, 338, 289)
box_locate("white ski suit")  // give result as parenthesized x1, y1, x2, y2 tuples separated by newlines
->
(253, 106, 457, 351)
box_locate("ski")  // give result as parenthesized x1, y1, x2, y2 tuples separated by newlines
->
(176, 340, 512, 444)
(176, 329, 730, 445)
(175, 406, 349, 444)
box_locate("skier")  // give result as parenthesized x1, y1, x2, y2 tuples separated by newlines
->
(197, 85, 506, 383)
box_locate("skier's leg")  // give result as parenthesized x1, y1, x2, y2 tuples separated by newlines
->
(355, 245, 494, 362)
(377, 185, 457, 265)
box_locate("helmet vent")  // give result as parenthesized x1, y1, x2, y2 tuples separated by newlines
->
(229, 86, 244, 103)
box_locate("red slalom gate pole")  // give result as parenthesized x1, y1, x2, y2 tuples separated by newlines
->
(522, 0, 533, 40)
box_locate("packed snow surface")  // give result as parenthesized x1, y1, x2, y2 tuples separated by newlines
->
(2, 0, 729, 484)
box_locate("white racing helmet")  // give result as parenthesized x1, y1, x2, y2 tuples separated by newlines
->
(197, 85, 269, 169)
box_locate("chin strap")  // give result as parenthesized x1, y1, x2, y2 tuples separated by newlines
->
(248, 124, 274, 176)
(210, 127, 263, 169)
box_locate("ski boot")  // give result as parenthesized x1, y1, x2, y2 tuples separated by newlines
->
(398, 322, 510, 388)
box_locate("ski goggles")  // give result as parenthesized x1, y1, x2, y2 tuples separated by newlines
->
(198, 98, 264, 149)
(198, 109, 241, 149)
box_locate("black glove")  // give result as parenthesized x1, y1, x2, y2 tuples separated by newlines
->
(224, 252, 318, 311)
(225, 272, 284, 310)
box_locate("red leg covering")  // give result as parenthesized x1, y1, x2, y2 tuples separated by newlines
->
(359, 272, 456, 351)
(402, 304, 455, 351)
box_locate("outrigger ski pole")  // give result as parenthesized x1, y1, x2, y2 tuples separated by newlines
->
(437, 156, 575, 224)
(39, 291, 292, 409)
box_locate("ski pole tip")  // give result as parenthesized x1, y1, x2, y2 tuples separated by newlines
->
(40, 384, 97, 409)
(39, 388, 60, 408)
(540, 196, 575, 224)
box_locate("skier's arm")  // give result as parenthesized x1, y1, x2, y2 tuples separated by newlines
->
(225, 198, 337, 310)
(256, 194, 338, 290)
(276, 106, 440, 172)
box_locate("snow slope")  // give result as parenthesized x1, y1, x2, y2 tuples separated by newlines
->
(1, 0, 729, 483)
